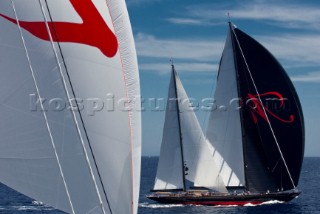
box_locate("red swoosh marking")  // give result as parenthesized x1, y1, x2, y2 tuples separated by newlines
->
(247, 92, 294, 124)
(0, 0, 118, 58)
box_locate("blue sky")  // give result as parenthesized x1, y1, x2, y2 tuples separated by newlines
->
(126, 0, 320, 157)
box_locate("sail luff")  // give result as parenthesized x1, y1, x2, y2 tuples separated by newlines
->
(106, 0, 142, 212)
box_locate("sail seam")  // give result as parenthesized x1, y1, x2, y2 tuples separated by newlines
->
(231, 28, 296, 190)
(38, 1, 109, 213)
(11, 1, 75, 213)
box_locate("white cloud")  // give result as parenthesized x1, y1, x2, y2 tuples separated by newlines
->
(135, 31, 320, 73)
(228, 4, 320, 25)
(170, 2, 320, 30)
(291, 71, 320, 83)
(166, 18, 225, 26)
(139, 62, 218, 74)
(135, 33, 224, 62)
(166, 18, 204, 26)
(256, 34, 320, 67)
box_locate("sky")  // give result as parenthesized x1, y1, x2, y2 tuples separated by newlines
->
(125, 0, 320, 157)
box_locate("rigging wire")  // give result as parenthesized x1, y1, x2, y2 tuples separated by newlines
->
(38, 0, 108, 213)
(11, 1, 75, 213)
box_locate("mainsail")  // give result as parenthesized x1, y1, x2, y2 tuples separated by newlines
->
(153, 65, 226, 192)
(153, 68, 185, 191)
(0, 1, 141, 214)
(206, 23, 304, 193)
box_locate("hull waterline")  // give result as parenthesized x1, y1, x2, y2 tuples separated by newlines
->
(146, 191, 300, 206)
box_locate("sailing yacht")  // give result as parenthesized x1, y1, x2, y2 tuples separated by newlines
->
(147, 22, 304, 206)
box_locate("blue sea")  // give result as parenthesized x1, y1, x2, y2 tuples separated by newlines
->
(0, 157, 319, 213)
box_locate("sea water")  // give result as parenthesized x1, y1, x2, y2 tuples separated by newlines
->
(0, 157, 319, 213)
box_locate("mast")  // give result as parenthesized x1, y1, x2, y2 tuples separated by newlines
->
(171, 63, 187, 192)
(228, 22, 249, 191)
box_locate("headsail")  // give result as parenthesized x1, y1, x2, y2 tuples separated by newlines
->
(206, 28, 245, 188)
(0, 1, 141, 214)
(175, 71, 227, 193)
(230, 23, 304, 193)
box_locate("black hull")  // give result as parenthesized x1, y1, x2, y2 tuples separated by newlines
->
(147, 191, 300, 206)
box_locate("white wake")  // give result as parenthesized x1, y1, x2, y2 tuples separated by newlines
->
(139, 202, 185, 209)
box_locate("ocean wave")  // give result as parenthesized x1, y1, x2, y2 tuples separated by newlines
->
(139, 202, 185, 209)
(215, 205, 238, 207)
(32, 200, 45, 205)
(12, 204, 55, 211)
(244, 200, 284, 207)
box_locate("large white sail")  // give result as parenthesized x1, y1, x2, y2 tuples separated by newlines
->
(153, 70, 185, 191)
(175, 72, 227, 193)
(206, 28, 245, 187)
(0, 1, 140, 214)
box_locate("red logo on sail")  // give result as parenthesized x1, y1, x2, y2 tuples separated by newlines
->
(0, 0, 118, 58)
(246, 92, 294, 124)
